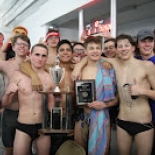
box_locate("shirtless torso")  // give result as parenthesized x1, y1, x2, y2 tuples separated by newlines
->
(1, 35, 30, 155)
(2, 44, 55, 155)
(102, 35, 155, 155)
(46, 47, 57, 66)
(72, 34, 155, 155)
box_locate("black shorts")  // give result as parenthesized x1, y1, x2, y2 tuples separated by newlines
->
(1, 108, 18, 147)
(116, 118, 154, 136)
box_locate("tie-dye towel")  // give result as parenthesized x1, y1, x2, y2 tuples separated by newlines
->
(88, 60, 116, 155)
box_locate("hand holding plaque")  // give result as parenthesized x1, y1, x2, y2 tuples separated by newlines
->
(75, 80, 96, 106)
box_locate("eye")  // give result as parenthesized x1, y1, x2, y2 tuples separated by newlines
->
(42, 54, 47, 58)
(35, 53, 40, 56)
(67, 48, 72, 52)
(59, 48, 64, 52)
(96, 47, 101, 50)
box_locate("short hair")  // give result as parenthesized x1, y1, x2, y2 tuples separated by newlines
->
(57, 39, 73, 53)
(11, 34, 31, 48)
(31, 43, 48, 54)
(84, 36, 102, 49)
(72, 42, 84, 49)
(115, 34, 136, 47)
(104, 38, 116, 44)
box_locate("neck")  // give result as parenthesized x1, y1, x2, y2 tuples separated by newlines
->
(15, 56, 26, 65)
(141, 52, 154, 60)
(60, 62, 71, 70)
(48, 46, 57, 52)
(31, 65, 45, 74)
(87, 59, 99, 67)
(118, 56, 136, 65)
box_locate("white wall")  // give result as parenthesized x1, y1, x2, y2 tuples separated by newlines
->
(0, 0, 92, 45)
(17, 0, 92, 46)
(118, 17, 155, 36)
(59, 28, 78, 42)
(39, 0, 93, 25)
(18, 11, 46, 46)
(2, 0, 155, 44)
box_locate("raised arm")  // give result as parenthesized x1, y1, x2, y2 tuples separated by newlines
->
(0, 32, 16, 60)
(72, 56, 115, 80)
(71, 56, 88, 80)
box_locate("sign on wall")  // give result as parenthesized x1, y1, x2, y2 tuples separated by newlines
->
(85, 19, 111, 37)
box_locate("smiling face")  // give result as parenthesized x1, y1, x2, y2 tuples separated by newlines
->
(104, 41, 116, 58)
(116, 39, 135, 60)
(137, 37, 154, 57)
(58, 43, 73, 63)
(86, 42, 102, 62)
(12, 38, 29, 57)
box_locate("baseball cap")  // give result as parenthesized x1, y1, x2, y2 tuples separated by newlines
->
(137, 28, 154, 40)
(46, 31, 60, 41)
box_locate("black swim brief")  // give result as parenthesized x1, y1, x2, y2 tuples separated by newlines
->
(16, 121, 42, 141)
(116, 118, 154, 136)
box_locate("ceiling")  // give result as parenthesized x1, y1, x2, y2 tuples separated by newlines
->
(0, 0, 155, 30)
(47, 0, 155, 29)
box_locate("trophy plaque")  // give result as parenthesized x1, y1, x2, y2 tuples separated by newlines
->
(49, 55, 65, 92)
(75, 80, 96, 106)
(50, 107, 62, 129)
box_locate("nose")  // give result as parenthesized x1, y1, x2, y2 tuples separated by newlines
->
(38, 55, 43, 61)
(145, 41, 150, 46)
(122, 46, 126, 50)
(63, 49, 69, 54)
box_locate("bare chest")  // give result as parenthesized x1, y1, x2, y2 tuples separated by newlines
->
(115, 65, 147, 89)
(81, 67, 97, 80)
(59, 70, 74, 91)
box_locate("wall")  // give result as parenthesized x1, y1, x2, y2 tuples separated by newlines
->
(39, 0, 94, 25)
(118, 17, 155, 36)
(1, 0, 93, 45)
(18, 11, 46, 46)
(59, 28, 78, 42)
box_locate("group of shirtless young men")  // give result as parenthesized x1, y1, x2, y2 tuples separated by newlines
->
(0, 26, 155, 155)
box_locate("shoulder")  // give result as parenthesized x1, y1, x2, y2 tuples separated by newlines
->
(12, 71, 23, 77)
(139, 60, 155, 74)
(101, 56, 116, 64)
(142, 60, 154, 68)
